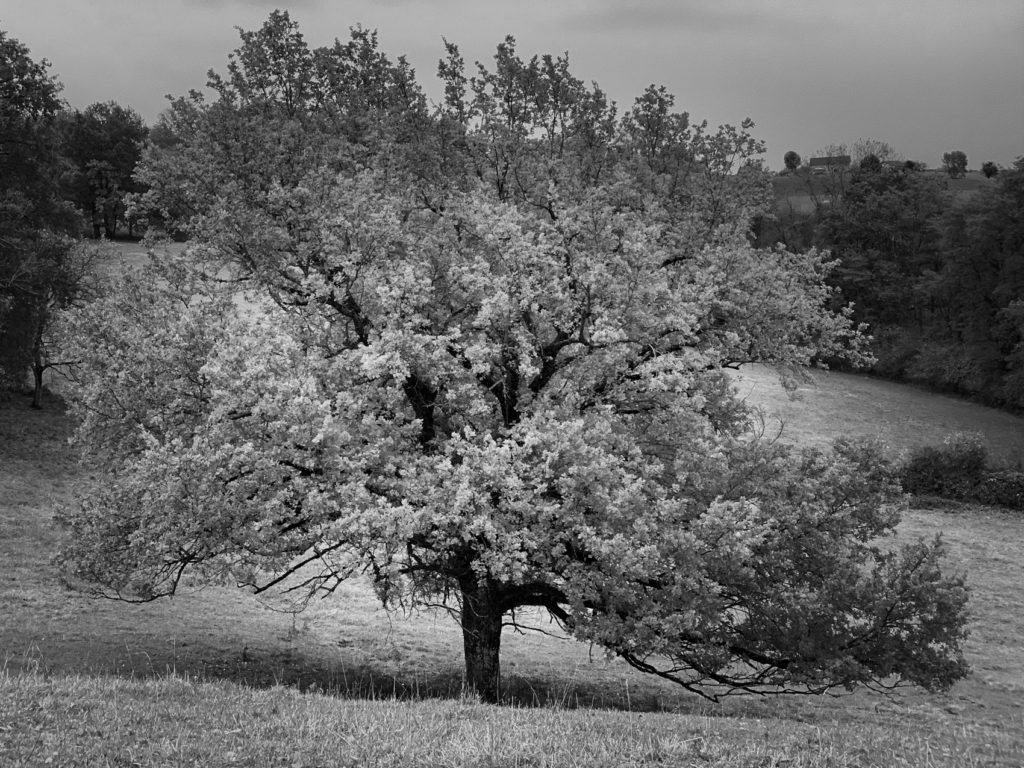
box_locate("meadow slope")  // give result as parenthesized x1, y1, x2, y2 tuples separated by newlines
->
(1, 325, 1023, 765)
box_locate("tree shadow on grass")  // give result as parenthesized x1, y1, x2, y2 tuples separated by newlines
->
(0, 394, 711, 717)
(7, 633, 693, 714)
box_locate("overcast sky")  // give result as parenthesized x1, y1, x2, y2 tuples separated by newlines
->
(3, 0, 1022, 169)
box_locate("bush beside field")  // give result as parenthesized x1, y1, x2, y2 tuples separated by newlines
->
(902, 432, 1024, 510)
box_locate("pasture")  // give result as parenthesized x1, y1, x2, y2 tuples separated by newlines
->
(1, 244, 1023, 765)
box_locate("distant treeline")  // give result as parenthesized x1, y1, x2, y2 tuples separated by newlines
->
(760, 161, 1024, 410)
(1, 29, 150, 403)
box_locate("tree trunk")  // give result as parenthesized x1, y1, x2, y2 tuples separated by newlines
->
(460, 576, 503, 704)
(31, 317, 45, 410)
(104, 205, 117, 239)
(90, 200, 101, 239)
(31, 361, 43, 410)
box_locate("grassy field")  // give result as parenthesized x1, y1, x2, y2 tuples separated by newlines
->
(730, 364, 1024, 465)
(2, 259, 1024, 764)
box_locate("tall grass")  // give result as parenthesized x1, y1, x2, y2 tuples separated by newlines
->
(3, 671, 1018, 767)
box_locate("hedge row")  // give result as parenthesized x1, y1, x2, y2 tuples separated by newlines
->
(901, 432, 1024, 511)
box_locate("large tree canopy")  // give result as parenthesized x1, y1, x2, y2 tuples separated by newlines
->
(58, 12, 968, 703)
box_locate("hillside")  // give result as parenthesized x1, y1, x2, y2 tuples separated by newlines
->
(2, 361, 1023, 765)
(730, 364, 1024, 464)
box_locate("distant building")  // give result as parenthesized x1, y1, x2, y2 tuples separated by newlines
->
(808, 155, 851, 174)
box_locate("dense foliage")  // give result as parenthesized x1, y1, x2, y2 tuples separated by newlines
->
(902, 432, 1024, 511)
(901, 432, 989, 499)
(0, 29, 85, 404)
(57, 101, 149, 238)
(1, 28, 148, 404)
(942, 150, 967, 178)
(57, 12, 969, 703)
(768, 156, 1024, 409)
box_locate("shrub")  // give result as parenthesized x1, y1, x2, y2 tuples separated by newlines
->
(902, 432, 987, 498)
(869, 326, 921, 379)
(901, 434, 1024, 511)
(974, 470, 1024, 510)
(905, 343, 1000, 396)
(859, 154, 882, 173)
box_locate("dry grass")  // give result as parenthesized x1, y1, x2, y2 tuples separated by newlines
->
(2, 671, 1019, 767)
(2, 266, 1024, 764)
(729, 364, 1024, 465)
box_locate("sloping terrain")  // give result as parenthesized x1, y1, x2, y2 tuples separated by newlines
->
(2, 334, 1023, 765)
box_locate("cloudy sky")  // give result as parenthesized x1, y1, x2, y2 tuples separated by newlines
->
(3, 0, 1021, 169)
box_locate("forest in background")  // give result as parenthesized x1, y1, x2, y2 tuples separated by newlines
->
(762, 157, 1024, 410)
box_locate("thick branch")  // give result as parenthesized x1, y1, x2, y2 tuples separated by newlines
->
(402, 374, 439, 446)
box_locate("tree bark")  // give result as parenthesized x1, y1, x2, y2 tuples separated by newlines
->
(460, 575, 503, 704)
(31, 319, 45, 410)
(90, 201, 101, 239)
(31, 361, 43, 409)
(104, 205, 117, 239)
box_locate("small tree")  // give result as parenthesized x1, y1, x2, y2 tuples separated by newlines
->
(981, 161, 998, 179)
(2, 239, 102, 407)
(859, 153, 882, 174)
(57, 12, 970, 705)
(851, 138, 899, 165)
(943, 151, 967, 178)
(783, 150, 801, 172)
